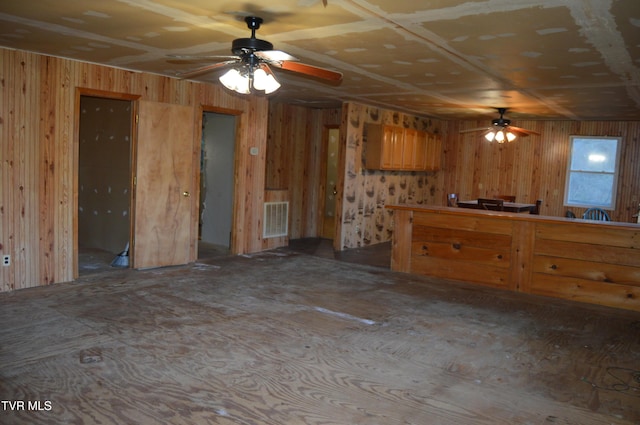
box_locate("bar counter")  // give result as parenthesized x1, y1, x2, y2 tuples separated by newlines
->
(386, 204, 640, 312)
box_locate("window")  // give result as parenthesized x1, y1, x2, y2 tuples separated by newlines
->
(564, 136, 621, 209)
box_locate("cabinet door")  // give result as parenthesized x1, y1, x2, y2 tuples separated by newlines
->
(402, 128, 418, 169)
(380, 126, 404, 169)
(389, 126, 404, 169)
(403, 129, 429, 170)
(380, 126, 396, 168)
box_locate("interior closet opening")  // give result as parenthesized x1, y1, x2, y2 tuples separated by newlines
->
(77, 95, 133, 274)
(197, 111, 237, 259)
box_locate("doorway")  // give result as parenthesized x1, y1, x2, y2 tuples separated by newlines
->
(198, 112, 237, 258)
(320, 126, 340, 240)
(77, 95, 133, 273)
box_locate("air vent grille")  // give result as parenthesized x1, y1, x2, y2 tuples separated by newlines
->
(263, 201, 288, 238)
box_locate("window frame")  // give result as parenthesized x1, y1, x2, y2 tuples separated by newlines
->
(564, 135, 621, 210)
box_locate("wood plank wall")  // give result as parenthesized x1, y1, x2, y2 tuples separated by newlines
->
(5, 47, 640, 292)
(266, 102, 447, 249)
(267, 105, 640, 253)
(1, 47, 269, 292)
(266, 102, 341, 239)
(445, 120, 640, 222)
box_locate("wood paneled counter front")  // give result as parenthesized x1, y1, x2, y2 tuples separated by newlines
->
(387, 205, 640, 312)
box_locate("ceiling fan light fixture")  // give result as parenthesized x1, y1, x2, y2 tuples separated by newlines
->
(485, 128, 517, 143)
(253, 67, 281, 94)
(219, 68, 251, 94)
(220, 63, 281, 95)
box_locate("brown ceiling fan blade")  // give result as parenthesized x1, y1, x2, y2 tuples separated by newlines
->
(177, 60, 239, 79)
(459, 127, 491, 133)
(255, 50, 298, 62)
(275, 60, 343, 82)
(168, 54, 239, 61)
(167, 55, 239, 66)
(508, 125, 540, 136)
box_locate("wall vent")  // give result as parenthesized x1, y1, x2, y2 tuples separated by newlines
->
(263, 201, 289, 238)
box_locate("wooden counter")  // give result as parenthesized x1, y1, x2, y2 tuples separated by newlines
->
(387, 204, 640, 312)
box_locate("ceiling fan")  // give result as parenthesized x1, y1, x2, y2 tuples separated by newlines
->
(170, 16, 342, 94)
(459, 108, 540, 143)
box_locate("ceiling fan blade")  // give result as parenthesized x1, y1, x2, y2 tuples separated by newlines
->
(507, 125, 540, 136)
(168, 54, 239, 61)
(255, 50, 298, 62)
(274, 60, 343, 82)
(459, 127, 491, 133)
(177, 60, 239, 79)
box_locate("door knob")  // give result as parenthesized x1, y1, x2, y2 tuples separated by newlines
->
(182, 191, 190, 197)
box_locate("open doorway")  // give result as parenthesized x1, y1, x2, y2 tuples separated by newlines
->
(198, 112, 237, 259)
(77, 95, 133, 274)
(319, 126, 340, 240)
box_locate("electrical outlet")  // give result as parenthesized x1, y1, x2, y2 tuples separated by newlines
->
(2, 255, 10, 266)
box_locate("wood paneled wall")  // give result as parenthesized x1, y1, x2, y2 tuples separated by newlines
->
(266, 102, 448, 249)
(444, 120, 640, 222)
(1, 47, 269, 292)
(7, 47, 639, 293)
(266, 102, 341, 239)
(268, 105, 640, 252)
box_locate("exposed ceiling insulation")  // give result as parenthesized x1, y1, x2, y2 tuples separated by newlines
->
(1, 0, 639, 120)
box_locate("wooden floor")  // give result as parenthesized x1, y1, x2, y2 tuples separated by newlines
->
(1, 239, 639, 424)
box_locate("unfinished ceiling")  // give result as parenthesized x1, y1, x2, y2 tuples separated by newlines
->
(1, 0, 639, 120)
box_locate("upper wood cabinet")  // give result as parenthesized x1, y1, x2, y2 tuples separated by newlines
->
(364, 124, 441, 171)
(365, 124, 404, 169)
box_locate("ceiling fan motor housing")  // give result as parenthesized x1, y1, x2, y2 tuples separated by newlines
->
(492, 108, 510, 127)
(232, 38, 273, 55)
(232, 16, 272, 55)
(492, 117, 511, 127)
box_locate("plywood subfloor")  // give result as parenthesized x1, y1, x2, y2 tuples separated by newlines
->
(1, 246, 639, 424)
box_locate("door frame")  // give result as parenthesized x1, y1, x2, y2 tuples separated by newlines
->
(73, 88, 139, 278)
(317, 125, 340, 240)
(198, 105, 243, 255)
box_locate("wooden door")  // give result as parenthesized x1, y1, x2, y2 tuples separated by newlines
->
(133, 100, 196, 268)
